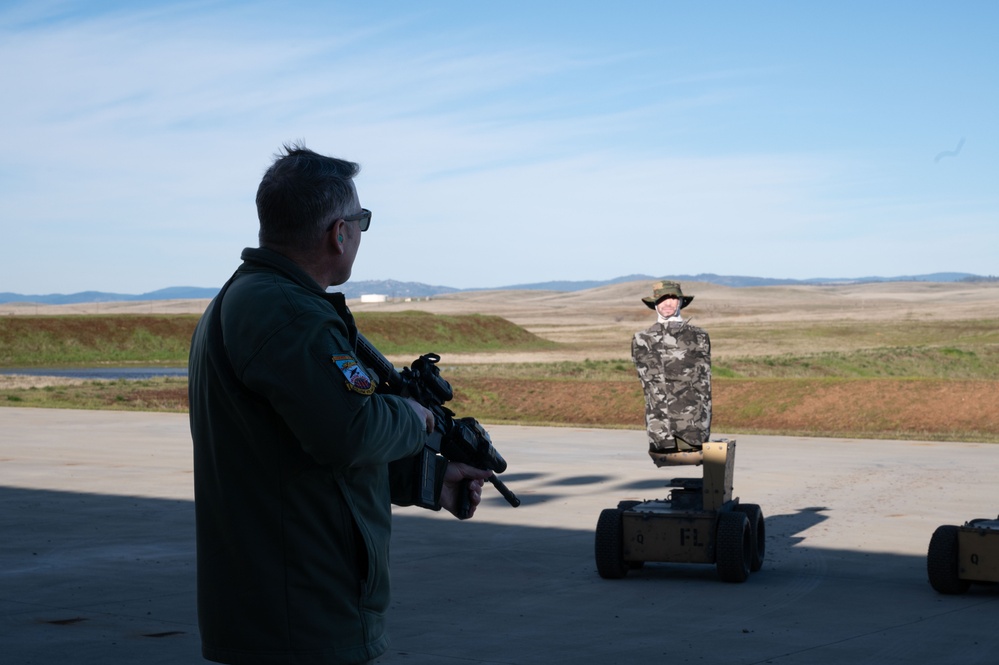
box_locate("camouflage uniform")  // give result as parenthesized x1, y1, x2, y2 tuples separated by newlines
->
(632, 319, 712, 464)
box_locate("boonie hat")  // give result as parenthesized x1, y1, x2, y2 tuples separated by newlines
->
(642, 280, 694, 309)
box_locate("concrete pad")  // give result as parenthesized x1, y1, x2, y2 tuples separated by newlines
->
(1, 407, 997, 664)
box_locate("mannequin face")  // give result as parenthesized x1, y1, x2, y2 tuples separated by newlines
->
(655, 296, 681, 318)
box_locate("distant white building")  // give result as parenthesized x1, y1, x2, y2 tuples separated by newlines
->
(360, 294, 388, 303)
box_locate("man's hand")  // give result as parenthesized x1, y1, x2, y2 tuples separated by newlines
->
(404, 397, 435, 433)
(441, 462, 493, 519)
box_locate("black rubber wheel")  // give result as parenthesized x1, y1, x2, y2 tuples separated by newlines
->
(595, 508, 628, 579)
(715, 511, 751, 583)
(927, 525, 970, 594)
(734, 503, 766, 572)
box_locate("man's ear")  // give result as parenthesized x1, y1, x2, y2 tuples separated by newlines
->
(329, 219, 346, 254)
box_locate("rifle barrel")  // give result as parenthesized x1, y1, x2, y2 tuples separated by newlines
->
(490, 475, 521, 508)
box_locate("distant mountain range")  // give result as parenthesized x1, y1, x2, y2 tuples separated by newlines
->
(0, 272, 993, 304)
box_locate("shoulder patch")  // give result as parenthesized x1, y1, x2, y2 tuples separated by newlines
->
(331, 354, 376, 395)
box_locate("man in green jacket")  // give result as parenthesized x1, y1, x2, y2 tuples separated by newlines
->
(188, 144, 492, 665)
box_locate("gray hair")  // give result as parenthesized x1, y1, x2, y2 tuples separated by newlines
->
(256, 143, 360, 251)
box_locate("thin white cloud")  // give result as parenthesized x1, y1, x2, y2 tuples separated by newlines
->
(0, 1, 995, 293)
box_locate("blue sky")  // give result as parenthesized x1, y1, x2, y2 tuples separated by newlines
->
(1, 0, 996, 294)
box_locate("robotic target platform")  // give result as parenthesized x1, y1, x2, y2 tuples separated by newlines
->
(595, 439, 767, 583)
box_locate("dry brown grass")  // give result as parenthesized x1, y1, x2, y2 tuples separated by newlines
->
(346, 279, 999, 362)
(3, 279, 998, 441)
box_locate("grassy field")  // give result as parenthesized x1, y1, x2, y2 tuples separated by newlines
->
(0, 312, 555, 366)
(1, 312, 997, 442)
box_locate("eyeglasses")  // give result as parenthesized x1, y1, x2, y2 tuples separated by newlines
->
(342, 208, 371, 232)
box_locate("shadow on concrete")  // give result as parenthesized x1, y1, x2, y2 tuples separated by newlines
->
(3, 484, 998, 665)
(0, 486, 199, 664)
(387, 504, 999, 665)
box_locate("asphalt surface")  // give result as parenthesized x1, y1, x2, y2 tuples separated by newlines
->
(2, 407, 997, 664)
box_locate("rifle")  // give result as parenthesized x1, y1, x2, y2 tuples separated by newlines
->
(355, 333, 520, 517)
